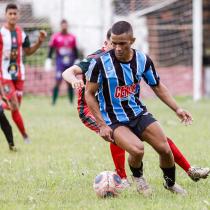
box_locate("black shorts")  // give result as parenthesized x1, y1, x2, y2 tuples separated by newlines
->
(109, 112, 157, 139)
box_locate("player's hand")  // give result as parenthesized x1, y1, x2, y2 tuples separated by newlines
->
(1, 95, 11, 109)
(72, 79, 85, 89)
(99, 124, 114, 143)
(38, 30, 47, 43)
(176, 108, 193, 126)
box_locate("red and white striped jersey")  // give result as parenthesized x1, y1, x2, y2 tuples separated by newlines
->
(0, 25, 29, 81)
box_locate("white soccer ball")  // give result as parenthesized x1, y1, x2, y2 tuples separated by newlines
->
(93, 171, 123, 198)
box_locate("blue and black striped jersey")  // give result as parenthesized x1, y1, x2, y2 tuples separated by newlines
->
(86, 49, 160, 125)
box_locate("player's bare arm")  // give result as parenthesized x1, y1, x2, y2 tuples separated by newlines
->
(151, 81, 193, 125)
(24, 30, 47, 56)
(85, 82, 114, 143)
(62, 65, 84, 89)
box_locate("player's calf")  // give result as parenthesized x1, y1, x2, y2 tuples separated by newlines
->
(129, 162, 152, 196)
(161, 165, 187, 196)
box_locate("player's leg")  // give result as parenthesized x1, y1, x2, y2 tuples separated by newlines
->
(167, 137, 190, 172)
(10, 96, 29, 142)
(14, 79, 24, 106)
(167, 137, 210, 181)
(16, 90, 23, 106)
(109, 143, 126, 178)
(78, 104, 100, 133)
(140, 118, 186, 195)
(109, 143, 131, 188)
(0, 105, 16, 151)
(1, 80, 14, 110)
(12, 80, 30, 143)
(52, 70, 62, 105)
(78, 102, 128, 181)
(67, 83, 74, 104)
(112, 125, 151, 196)
(1, 80, 29, 142)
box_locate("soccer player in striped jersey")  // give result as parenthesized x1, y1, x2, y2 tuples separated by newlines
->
(63, 29, 209, 188)
(0, 3, 46, 143)
(85, 21, 207, 196)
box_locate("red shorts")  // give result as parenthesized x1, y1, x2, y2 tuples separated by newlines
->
(1, 79, 24, 100)
(77, 88, 99, 133)
(78, 105, 99, 133)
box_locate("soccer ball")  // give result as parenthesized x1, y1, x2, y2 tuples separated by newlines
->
(93, 171, 123, 198)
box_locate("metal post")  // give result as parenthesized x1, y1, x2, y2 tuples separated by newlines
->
(193, 0, 203, 101)
(60, 0, 65, 20)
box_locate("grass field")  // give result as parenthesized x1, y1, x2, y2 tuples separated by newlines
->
(0, 96, 209, 210)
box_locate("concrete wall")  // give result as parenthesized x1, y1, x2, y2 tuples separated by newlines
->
(17, 0, 148, 56)
(17, 0, 113, 56)
(24, 66, 193, 97)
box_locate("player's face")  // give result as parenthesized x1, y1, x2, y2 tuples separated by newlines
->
(111, 33, 135, 61)
(5, 9, 19, 26)
(61, 22, 68, 33)
(104, 39, 113, 51)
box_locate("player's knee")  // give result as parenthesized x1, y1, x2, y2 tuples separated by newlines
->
(158, 143, 172, 157)
(130, 144, 144, 157)
(10, 103, 19, 111)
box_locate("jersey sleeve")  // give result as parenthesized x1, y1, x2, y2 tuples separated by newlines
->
(49, 34, 56, 47)
(72, 35, 77, 47)
(85, 59, 100, 83)
(142, 55, 160, 86)
(76, 57, 92, 74)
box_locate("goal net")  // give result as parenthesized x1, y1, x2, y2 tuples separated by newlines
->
(112, 0, 194, 97)
(113, 0, 193, 67)
(0, 1, 60, 96)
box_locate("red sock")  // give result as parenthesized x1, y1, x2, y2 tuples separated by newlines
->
(167, 137, 191, 172)
(110, 143, 127, 179)
(11, 109, 26, 137)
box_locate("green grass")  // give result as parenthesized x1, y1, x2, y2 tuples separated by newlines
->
(0, 96, 209, 210)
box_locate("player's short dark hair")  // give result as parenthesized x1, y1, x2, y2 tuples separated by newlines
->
(111, 21, 133, 36)
(61, 19, 68, 24)
(5, 3, 18, 12)
(106, 28, 111, 40)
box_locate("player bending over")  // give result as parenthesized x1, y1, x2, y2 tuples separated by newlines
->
(63, 29, 209, 190)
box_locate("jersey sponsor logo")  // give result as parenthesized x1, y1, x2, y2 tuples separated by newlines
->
(114, 83, 138, 99)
